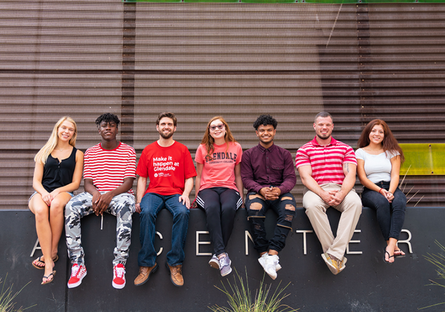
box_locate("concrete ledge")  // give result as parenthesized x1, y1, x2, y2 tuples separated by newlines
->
(1, 207, 444, 312)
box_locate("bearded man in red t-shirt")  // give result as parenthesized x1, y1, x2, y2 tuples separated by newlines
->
(133, 112, 197, 288)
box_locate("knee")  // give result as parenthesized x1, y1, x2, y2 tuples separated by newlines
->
(50, 199, 65, 214)
(304, 202, 324, 215)
(247, 201, 264, 217)
(140, 205, 156, 220)
(116, 203, 134, 220)
(64, 199, 79, 216)
(345, 192, 363, 211)
(276, 201, 295, 225)
(392, 191, 407, 209)
(221, 204, 236, 218)
(302, 192, 325, 213)
(34, 206, 49, 222)
(283, 203, 296, 222)
(205, 202, 220, 215)
(175, 206, 190, 219)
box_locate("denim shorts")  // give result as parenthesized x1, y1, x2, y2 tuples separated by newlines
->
(28, 191, 74, 202)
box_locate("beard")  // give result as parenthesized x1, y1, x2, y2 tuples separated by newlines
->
(159, 129, 174, 139)
(316, 132, 331, 140)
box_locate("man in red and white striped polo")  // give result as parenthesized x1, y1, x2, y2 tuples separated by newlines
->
(295, 112, 362, 275)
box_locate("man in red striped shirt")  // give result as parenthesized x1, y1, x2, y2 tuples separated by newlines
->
(295, 112, 362, 275)
(65, 113, 136, 289)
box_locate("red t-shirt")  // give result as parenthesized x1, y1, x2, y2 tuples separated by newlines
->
(136, 141, 197, 196)
(195, 142, 242, 193)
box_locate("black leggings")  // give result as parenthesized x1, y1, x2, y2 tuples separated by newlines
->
(196, 187, 242, 255)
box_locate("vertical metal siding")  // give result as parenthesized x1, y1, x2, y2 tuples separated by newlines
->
(0, 2, 444, 209)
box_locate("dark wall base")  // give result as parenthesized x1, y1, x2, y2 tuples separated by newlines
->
(1, 207, 444, 312)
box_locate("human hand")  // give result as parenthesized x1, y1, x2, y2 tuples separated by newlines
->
(270, 187, 281, 200)
(379, 189, 393, 203)
(320, 190, 333, 205)
(41, 192, 52, 206)
(96, 192, 113, 215)
(135, 203, 141, 213)
(328, 190, 345, 206)
(49, 189, 61, 202)
(260, 187, 279, 201)
(179, 194, 191, 209)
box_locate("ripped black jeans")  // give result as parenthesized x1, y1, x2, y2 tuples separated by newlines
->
(246, 191, 296, 254)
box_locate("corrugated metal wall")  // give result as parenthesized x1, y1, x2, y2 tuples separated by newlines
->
(1, 1, 444, 209)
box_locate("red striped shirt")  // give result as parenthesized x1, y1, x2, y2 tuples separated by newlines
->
(295, 137, 357, 185)
(84, 142, 136, 194)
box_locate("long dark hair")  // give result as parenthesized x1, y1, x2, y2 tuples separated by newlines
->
(357, 119, 404, 163)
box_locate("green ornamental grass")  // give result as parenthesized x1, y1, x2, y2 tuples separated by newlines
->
(419, 240, 445, 311)
(209, 269, 298, 312)
(0, 274, 32, 312)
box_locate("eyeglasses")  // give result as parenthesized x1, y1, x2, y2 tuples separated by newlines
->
(210, 124, 225, 131)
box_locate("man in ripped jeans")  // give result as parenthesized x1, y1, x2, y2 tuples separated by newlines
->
(240, 114, 296, 280)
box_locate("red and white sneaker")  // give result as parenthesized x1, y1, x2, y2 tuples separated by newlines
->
(67, 264, 87, 289)
(112, 263, 126, 289)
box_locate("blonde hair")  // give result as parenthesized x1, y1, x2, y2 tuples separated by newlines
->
(34, 116, 78, 164)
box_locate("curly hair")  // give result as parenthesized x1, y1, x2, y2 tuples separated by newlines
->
(95, 113, 120, 127)
(201, 116, 236, 160)
(357, 119, 404, 163)
(253, 114, 277, 130)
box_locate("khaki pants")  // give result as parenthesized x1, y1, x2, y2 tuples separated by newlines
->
(303, 183, 362, 260)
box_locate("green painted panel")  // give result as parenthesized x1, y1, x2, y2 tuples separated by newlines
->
(124, 0, 445, 2)
(400, 143, 445, 176)
(123, 0, 181, 2)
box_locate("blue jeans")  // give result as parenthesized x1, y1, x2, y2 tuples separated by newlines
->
(361, 181, 406, 241)
(138, 193, 190, 267)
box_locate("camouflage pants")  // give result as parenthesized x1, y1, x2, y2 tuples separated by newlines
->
(65, 192, 135, 266)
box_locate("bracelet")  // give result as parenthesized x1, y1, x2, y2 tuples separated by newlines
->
(378, 188, 385, 195)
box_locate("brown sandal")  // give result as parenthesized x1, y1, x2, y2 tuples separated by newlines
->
(41, 270, 56, 285)
(32, 255, 59, 270)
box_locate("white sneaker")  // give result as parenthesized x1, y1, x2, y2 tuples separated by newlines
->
(209, 254, 220, 270)
(219, 253, 232, 277)
(258, 254, 278, 280)
(258, 253, 281, 272)
(265, 255, 279, 280)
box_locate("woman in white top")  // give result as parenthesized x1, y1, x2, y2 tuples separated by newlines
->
(356, 119, 406, 264)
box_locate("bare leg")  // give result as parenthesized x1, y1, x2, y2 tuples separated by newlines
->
(49, 193, 72, 259)
(29, 195, 54, 282)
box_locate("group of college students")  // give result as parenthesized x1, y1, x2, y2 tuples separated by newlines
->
(29, 111, 407, 289)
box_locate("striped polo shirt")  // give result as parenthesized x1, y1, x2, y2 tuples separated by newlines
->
(295, 137, 357, 185)
(84, 142, 136, 194)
